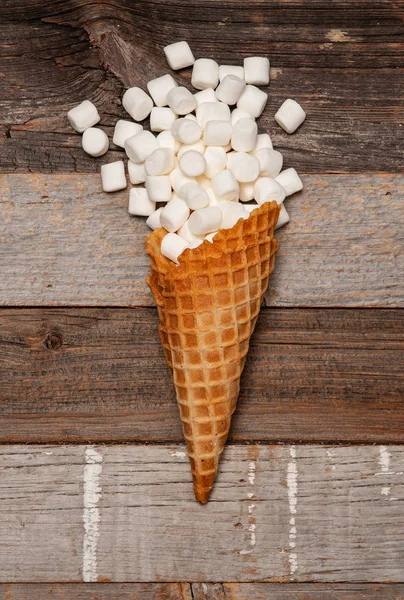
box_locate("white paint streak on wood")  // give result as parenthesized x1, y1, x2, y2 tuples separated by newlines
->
(248, 461, 256, 485)
(287, 446, 298, 578)
(240, 460, 257, 555)
(381, 487, 391, 496)
(379, 446, 392, 496)
(83, 446, 103, 583)
(168, 449, 187, 459)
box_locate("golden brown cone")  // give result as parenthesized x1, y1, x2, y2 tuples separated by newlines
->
(146, 201, 280, 503)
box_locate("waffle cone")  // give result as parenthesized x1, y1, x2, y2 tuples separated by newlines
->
(146, 201, 280, 503)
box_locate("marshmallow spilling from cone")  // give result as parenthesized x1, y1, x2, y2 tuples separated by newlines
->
(67, 41, 306, 264)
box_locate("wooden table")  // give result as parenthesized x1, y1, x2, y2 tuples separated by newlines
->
(1, 1, 403, 597)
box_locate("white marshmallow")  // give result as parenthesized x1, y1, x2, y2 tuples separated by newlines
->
(203, 120, 232, 146)
(145, 148, 175, 175)
(179, 150, 206, 177)
(218, 200, 249, 229)
(244, 57, 270, 85)
(150, 107, 177, 132)
(101, 161, 127, 193)
(177, 140, 205, 158)
(231, 108, 252, 125)
(161, 232, 190, 264)
(215, 75, 246, 105)
(177, 219, 205, 244)
(206, 187, 219, 206)
(194, 88, 218, 106)
(128, 160, 146, 185)
(164, 41, 195, 70)
(275, 98, 306, 134)
(237, 85, 268, 118)
(179, 183, 209, 210)
(113, 120, 143, 148)
(227, 151, 260, 183)
(205, 231, 218, 242)
(160, 196, 190, 232)
(192, 58, 219, 90)
(188, 207, 222, 235)
(170, 167, 196, 194)
(254, 177, 286, 205)
(67, 100, 100, 133)
(212, 169, 239, 202)
(157, 130, 181, 154)
(125, 130, 159, 163)
(231, 118, 258, 152)
(171, 118, 202, 144)
(147, 74, 177, 107)
(223, 142, 232, 152)
(184, 114, 197, 121)
(82, 127, 109, 157)
(252, 133, 273, 151)
(239, 182, 255, 202)
(244, 203, 259, 214)
(167, 86, 196, 115)
(146, 207, 163, 230)
(219, 65, 244, 82)
(145, 175, 172, 203)
(122, 87, 153, 121)
(196, 102, 231, 127)
(203, 146, 227, 178)
(275, 168, 303, 196)
(190, 238, 204, 249)
(254, 148, 283, 177)
(276, 204, 290, 229)
(196, 174, 211, 190)
(128, 187, 156, 216)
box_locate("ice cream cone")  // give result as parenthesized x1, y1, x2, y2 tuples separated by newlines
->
(146, 201, 280, 503)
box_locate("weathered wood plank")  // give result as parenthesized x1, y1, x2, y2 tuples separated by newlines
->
(1, 308, 403, 444)
(0, 583, 192, 600)
(222, 583, 404, 599)
(1, 445, 404, 582)
(1, 174, 403, 307)
(0, 1, 403, 173)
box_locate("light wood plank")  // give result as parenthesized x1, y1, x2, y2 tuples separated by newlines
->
(1, 174, 403, 307)
(221, 583, 404, 599)
(1, 445, 403, 582)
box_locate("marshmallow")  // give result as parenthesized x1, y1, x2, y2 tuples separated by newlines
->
(184, 114, 197, 121)
(203, 120, 232, 146)
(212, 169, 239, 202)
(254, 177, 286, 205)
(157, 130, 181, 154)
(125, 130, 159, 163)
(231, 108, 253, 125)
(194, 88, 218, 106)
(171, 118, 202, 144)
(205, 231, 218, 242)
(188, 207, 222, 235)
(206, 187, 219, 206)
(203, 146, 227, 178)
(145, 148, 175, 175)
(218, 200, 249, 229)
(239, 182, 255, 202)
(275, 168, 303, 196)
(147, 74, 177, 107)
(276, 204, 290, 229)
(177, 140, 205, 158)
(150, 107, 177, 132)
(122, 87, 153, 121)
(146, 207, 163, 230)
(128, 187, 156, 216)
(113, 120, 143, 148)
(254, 148, 283, 178)
(244, 57, 270, 85)
(243, 203, 259, 214)
(227, 151, 260, 183)
(82, 127, 109, 157)
(170, 167, 196, 195)
(161, 232, 190, 264)
(190, 238, 204, 249)
(237, 85, 268, 118)
(252, 132, 273, 151)
(145, 175, 172, 202)
(128, 161, 146, 185)
(219, 65, 244, 82)
(101, 161, 127, 192)
(275, 98, 306, 134)
(192, 58, 219, 90)
(177, 219, 205, 244)
(164, 41, 195, 70)
(215, 75, 246, 105)
(67, 100, 100, 133)
(231, 118, 258, 152)
(160, 196, 190, 232)
(179, 150, 206, 177)
(167, 86, 197, 115)
(179, 183, 209, 209)
(196, 102, 231, 127)
(196, 174, 211, 190)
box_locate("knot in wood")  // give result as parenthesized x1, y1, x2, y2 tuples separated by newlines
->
(44, 331, 63, 351)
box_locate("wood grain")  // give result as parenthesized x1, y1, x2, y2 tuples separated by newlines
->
(1, 444, 404, 582)
(222, 583, 404, 599)
(1, 174, 403, 308)
(1, 308, 403, 444)
(0, 1, 403, 173)
(0, 583, 192, 600)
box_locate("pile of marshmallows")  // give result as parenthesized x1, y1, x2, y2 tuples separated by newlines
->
(67, 41, 306, 264)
